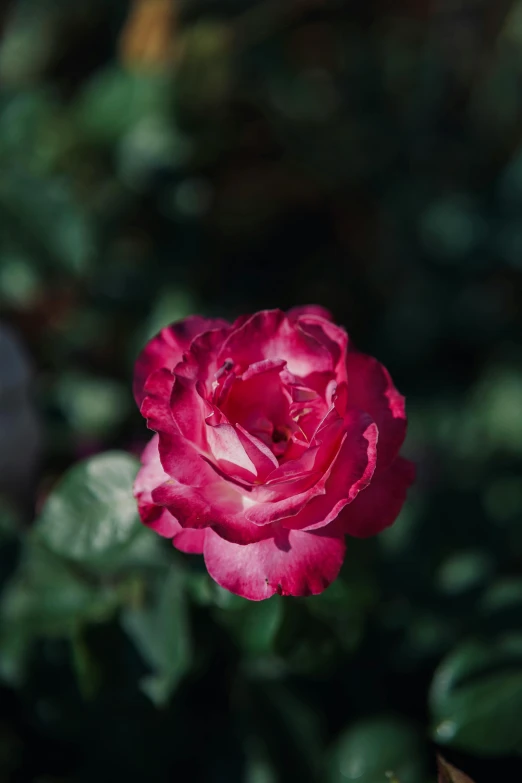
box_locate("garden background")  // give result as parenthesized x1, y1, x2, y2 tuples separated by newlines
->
(1, 1, 522, 781)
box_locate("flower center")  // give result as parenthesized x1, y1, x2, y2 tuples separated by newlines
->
(272, 426, 289, 444)
(211, 358, 331, 463)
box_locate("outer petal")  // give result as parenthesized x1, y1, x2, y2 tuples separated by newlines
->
(172, 528, 207, 554)
(134, 436, 178, 536)
(134, 435, 205, 554)
(151, 476, 270, 545)
(140, 368, 176, 435)
(334, 456, 415, 538)
(287, 305, 333, 321)
(134, 316, 229, 406)
(169, 373, 210, 446)
(203, 526, 346, 600)
(180, 325, 232, 385)
(218, 310, 333, 379)
(346, 351, 406, 470)
(153, 436, 338, 542)
(158, 431, 220, 486)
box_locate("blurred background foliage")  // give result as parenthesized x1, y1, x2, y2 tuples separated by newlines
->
(0, 0, 522, 781)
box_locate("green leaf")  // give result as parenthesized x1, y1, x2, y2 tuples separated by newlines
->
(215, 595, 283, 656)
(75, 66, 173, 144)
(70, 630, 103, 701)
(101, 524, 171, 576)
(479, 578, 522, 636)
(186, 571, 218, 606)
(0, 254, 41, 307)
(244, 738, 277, 783)
(54, 372, 131, 438)
(470, 367, 522, 456)
(121, 567, 191, 706)
(1, 544, 118, 635)
(35, 452, 141, 567)
(0, 171, 95, 275)
(0, 631, 31, 688)
(436, 551, 494, 596)
(307, 575, 375, 652)
(419, 195, 483, 261)
(328, 717, 426, 783)
(0, 543, 119, 686)
(430, 635, 522, 755)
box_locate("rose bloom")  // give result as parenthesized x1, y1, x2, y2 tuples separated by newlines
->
(134, 307, 414, 600)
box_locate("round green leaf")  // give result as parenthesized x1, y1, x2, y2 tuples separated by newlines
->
(328, 717, 426, 783)
(36, 452, 141, 565)
(430, 635, 522, 755)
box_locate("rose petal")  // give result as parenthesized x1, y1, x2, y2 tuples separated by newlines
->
(219, 309, 333, 380)
(287, 305, 333, 322)
(134, 435, 205, 553)
(134, 316, 229, 406)
(206, 422, 258, 481)
(287, 381, 330, 439)
(157, 431, 217, 486)
(182, 326, 233, 384)
(235, 424, 279, 478)
(333, 456, 415, 538)
(140, 368, 177, 435)
(169, 374, 208, 446)
(282, 415, 378, 531)
(258, 407, 343, 488)
(211, 517, 274, 545)
(152, 479, 242, 529)
(244, 409, 375, 526)
(295, 316, 349, 385)
(346, 350, 406, 470)
(167, 326, 235, 447)
(203, 525, 346, 600)
(173, 528, 206, 554)
(151, 476, 270, 544)
(135, 436, 178, 534)
(220, 360, 292, 444)
(241, 359, 287, 382)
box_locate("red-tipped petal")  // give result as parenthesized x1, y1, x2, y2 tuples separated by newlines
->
(134, 316, 229, 406)
(334, 456, 415, 538)
(134, 435, 206, 553)
(346, 351, 406, 470)
(203, 526, 346, 600)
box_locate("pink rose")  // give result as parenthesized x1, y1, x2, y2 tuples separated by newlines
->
(134, 308, 414, 600)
